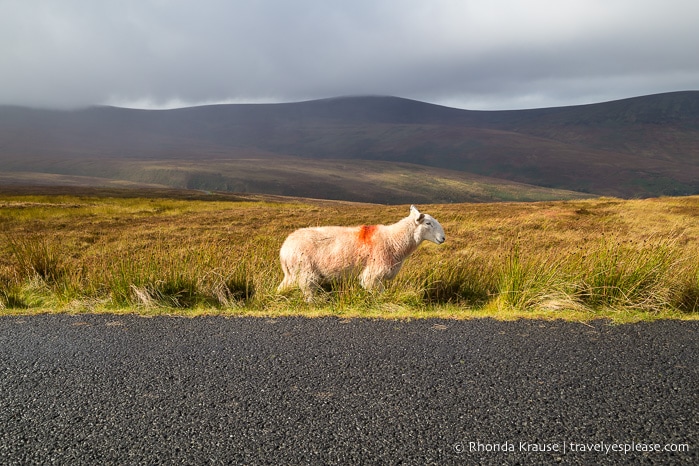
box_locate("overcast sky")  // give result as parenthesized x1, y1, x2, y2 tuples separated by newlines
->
(1, 0, 698, 110)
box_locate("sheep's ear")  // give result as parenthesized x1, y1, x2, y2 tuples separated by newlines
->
(410, 205, 424, 223)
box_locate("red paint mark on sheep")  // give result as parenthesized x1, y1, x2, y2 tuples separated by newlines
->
(358, 225, 378, 245)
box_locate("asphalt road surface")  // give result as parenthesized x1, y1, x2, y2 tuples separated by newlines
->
(0, 315, 696, 465)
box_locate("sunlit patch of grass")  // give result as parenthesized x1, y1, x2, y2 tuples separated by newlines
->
(489, 244, 578, 313)
(101, 239, 257, 310)
(6, 235, 65, 285)
(569, 238, 681, 313)
(675, 263, 699, 313)
(407, 251, 496, 305)
(0, 278, 27, 310)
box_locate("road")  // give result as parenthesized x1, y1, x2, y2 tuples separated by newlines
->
(0, 315, 696, 465)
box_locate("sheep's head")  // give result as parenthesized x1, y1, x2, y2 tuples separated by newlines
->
(410, 205, 446, 245)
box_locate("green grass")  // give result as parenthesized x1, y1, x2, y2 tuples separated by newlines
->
(1, 190, 698, 322)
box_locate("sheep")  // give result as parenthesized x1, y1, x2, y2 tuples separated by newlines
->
(277, 205, 446, 301)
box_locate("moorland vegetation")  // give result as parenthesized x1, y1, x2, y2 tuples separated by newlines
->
(1, 189, 698, 322)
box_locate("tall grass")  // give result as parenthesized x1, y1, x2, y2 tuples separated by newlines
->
(484, 238, 689, 314)
(1, 231, 696, 317)
(410, 251, 496, 305)
(7, 235, 65, 285)
(1, 193, 698, 319)
(676, 264, 699, 313)
(102, 239, 256, 309)
(1, 233, 259, 311)
(569, 238, 680, 313)
(0, 278, 26, 310)
(493, 244, 572, 312)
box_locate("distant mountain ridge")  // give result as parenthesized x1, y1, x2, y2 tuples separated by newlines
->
(1, 91, 698, 202)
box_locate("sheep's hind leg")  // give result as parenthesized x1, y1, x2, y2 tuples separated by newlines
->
(277, 276, 293, 293)
(299, 272, 322, 302)
(277, 259, 294, 293)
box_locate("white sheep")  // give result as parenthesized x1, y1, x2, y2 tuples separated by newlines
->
(277, 205, 446, 301)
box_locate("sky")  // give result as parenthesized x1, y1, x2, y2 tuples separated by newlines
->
(1, 0, 698, 111)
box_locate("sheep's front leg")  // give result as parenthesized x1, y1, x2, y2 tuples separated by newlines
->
(361, 260, 405, 293)
(383, 261, 404, 281)
(360, 268, 384, 292)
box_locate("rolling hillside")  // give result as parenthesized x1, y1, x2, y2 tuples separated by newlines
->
(1, 91, 698, 202)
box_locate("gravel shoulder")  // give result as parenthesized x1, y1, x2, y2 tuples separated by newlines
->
(1, 315, 696, 465)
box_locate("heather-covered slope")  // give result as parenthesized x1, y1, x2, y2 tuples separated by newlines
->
(2, 91, 698, 200)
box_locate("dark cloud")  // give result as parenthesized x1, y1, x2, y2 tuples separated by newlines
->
(1, 0, 698, 110)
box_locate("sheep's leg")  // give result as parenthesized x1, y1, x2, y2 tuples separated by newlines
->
(277, 259, 291, 293)
(360, 269, 384, 292)
(300, 285, 315, 302)
(277, 261, 298, 293)
(299, 272, 321, 302)
(277, 276, 294, 293)
(383, 262, 404, 281)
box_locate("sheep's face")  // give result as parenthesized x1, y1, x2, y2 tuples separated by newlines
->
(410, 206, 446, 245)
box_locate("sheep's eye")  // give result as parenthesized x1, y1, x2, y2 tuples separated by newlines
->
(425, 221, 432, 226)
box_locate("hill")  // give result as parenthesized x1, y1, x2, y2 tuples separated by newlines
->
(1, 91, 699, 202)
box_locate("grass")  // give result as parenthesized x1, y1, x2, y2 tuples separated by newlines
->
(1, 189, 698, 322)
